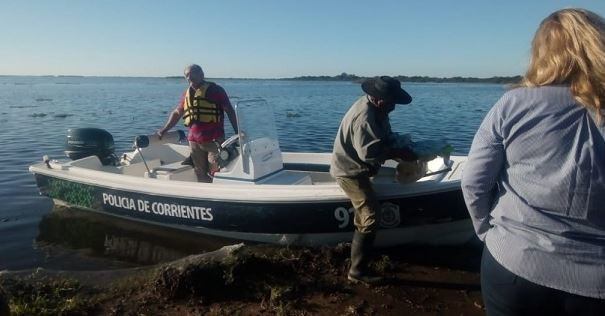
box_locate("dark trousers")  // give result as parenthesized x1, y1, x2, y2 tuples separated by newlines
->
(481, 245, 605, 316)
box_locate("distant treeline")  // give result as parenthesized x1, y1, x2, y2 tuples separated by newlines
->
(287, 72, 523, 84)
(163, 73, 523, 84)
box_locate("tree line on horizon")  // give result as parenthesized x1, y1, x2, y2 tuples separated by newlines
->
(163, 72, 523, 84)
(287, 72, 523, 84)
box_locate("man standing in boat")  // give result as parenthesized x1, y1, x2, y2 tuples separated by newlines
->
(330, 76, 416, 285)
(157, 64, 238, 183)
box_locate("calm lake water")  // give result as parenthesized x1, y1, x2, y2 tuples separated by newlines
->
(0, 76, 504, 270)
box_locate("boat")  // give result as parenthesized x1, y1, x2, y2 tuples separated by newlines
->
(29, 99, 473, 247)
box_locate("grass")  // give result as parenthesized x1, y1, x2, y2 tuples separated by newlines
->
(3, 277, 97, 316)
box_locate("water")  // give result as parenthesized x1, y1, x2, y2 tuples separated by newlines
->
(0, 76, 505, 270)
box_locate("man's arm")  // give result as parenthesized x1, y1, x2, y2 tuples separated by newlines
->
(387, 147, 418, 161)
(224, 102, 238, 134)
(385, 124, 417, 161)
(157, 107, 183, 138)
(212, 85, 238, 134)
(205, 84, 238, 135)
(157, 92, 186, 138)
(353, 121, 389, 168)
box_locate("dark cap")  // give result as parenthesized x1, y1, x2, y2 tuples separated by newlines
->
(361, 76, 412, 104)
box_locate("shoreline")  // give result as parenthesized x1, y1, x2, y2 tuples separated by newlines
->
(0, 242, 485, 315)
(0, 74, 521, 85)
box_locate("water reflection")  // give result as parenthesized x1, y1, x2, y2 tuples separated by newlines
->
(36, 206, 236, 268)
(2, 77, 503, 269)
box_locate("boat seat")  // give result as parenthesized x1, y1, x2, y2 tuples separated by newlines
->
(152, 161, 191, 173)
(258, 170, 313, 185)
(121, 159, 162, 176)
(146, 161, 196, 181)
(69, 155, 103, 169)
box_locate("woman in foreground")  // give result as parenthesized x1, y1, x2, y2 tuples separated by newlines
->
(462, 8, 605, 316)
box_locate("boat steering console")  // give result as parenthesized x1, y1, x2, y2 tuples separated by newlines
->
(215, 134, 240, 168)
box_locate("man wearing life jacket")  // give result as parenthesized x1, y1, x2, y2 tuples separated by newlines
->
(157, 64, 238, 182)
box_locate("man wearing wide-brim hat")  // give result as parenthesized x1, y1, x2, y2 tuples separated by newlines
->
(330, 76, 416, 285)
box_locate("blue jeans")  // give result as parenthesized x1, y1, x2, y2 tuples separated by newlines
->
(481, 245, 605, 316)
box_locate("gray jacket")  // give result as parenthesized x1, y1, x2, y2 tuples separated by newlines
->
(330, 96, 392, 178)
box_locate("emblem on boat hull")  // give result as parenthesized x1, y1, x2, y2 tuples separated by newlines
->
(379, 202, 401, 228)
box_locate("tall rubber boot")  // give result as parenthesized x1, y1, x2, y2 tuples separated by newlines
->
(181, 154, 193, 166)
(0, 284, 8, 316)
(347, 231, 383, 285)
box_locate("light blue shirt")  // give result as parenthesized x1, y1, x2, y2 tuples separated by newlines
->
(462, 86, 605, 299)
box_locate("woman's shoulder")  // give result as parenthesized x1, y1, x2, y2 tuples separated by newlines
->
(494, 86, 576, 124)
(497, 86, 572, 110)
(503, 85, 571, 99)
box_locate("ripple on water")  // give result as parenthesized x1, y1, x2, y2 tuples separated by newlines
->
(0, 77, 503, 270)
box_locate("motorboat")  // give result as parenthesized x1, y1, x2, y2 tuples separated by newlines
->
(29, 99, 473, 247)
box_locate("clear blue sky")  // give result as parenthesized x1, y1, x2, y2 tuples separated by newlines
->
(2, 0, 604, 78)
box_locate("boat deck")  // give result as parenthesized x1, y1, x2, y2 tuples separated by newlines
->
(46, 150, 459, 186)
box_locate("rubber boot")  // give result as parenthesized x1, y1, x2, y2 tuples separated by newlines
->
(181, 154, 193, 166)
(347, 231, 383, 285)
(0, 284, 8, 316)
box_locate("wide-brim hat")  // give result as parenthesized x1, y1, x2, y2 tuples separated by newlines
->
(361, 76, 412, 104)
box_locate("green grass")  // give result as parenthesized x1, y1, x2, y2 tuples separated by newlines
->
(6, 278, 96, 316)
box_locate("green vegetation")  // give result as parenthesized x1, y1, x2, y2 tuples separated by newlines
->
(287, 72, 522, 84)
(164, 72, 522, 84)
(4, 278, 97, 316)
(0, 243, 484, 315)
(287, 72, 363, 82)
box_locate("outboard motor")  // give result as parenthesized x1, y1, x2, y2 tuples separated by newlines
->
(65, 128, 117, 165)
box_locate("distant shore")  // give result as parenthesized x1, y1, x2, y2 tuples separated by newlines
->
(163, 73, 523, 84)
(283, 73, 522, 84)
(1, 74, 522, 84)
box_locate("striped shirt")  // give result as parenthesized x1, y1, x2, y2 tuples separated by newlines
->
(462, 86, 605, 299)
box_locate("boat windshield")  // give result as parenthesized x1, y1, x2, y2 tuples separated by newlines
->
(235, 98, 280, 151)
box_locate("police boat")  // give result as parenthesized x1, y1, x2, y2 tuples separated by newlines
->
(29, 99, 473, 247)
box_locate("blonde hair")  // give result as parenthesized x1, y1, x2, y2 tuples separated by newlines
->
(521, 8, 605, 121)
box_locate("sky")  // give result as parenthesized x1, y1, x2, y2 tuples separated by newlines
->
(1, 0, 605, 78)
